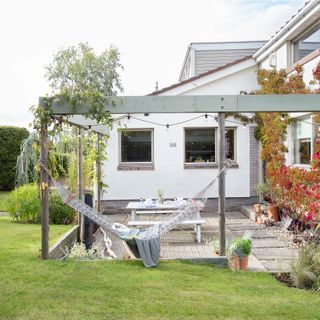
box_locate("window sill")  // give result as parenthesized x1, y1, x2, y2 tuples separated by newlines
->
(184, 162, 239, 169)
(118, 163, 154, 171)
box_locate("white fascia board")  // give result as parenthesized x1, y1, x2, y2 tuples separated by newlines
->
(254, 2, 320, 63)
(158, 58, 257, 96)
(178, 45, 191, 81)
(191, 41, 266, 51)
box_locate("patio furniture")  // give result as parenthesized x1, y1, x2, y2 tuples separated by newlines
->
(126, 200, 204, 243)
(127, 219, 205, 243)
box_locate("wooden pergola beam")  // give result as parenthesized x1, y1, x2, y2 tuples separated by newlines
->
(45, 95, 320, 115)
(39, 94, 320, 260)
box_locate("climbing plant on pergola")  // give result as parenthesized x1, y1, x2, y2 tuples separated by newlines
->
(39, 94, 320, 260)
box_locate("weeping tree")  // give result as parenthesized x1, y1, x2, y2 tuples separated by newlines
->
(16, 132, 39, 186)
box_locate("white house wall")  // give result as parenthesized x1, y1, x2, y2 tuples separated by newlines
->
(260, 42, 289, 71)
(103, 114, 251, 200)
(102, 63, 259, 201)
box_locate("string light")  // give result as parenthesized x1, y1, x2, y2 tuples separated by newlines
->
(280, 114, 286, 121)
(84, 113, 250, 130)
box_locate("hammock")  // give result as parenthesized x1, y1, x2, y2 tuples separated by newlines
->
(46, 160, 232, 267)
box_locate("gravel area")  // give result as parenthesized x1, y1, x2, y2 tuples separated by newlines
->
(264, 222, 316, 249)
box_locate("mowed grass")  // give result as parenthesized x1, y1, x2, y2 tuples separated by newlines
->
(0, 191, 10, 211)
(0, 216, 319, 320)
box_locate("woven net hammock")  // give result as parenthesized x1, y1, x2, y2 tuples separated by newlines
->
(48, 160, 231, 267)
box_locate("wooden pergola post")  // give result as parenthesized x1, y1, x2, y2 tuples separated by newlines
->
(218, 112, 226, 256)
(96, 133, 102, 212)
(40, 114, 49, 259)
(78, 127, 84, 241)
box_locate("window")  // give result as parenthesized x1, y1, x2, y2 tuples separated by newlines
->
(184, 127, 236, 164)
(292, 25, 320, 63)
(293, 117, 316, 165)
(120, 130, 153, 163)
(185, 128, 215, 163)
(225, 128, 235, 160)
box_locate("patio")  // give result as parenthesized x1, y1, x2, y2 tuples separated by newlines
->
(95, 210, 298, 272)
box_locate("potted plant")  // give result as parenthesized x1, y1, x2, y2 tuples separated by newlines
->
(228, 238, 252, 271)
(157, 189, 164, 204)
(254, 182, 280, 222)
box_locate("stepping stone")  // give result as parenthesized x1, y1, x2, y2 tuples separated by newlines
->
(250, 229, 277, 239)
(248, 254, 268, 272)
(261, 259, 292, 273)
(226, 211, 247, 219)
(252, 239, 286, 248)
(227, 224, 263, 231)
(253, 248, 298, 260)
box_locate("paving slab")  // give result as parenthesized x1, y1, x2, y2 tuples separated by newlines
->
(261, 260, 292, 273)
(252, 239, 287, 248)
(247, 254, 268, 272)
(253, 248, 298, 260)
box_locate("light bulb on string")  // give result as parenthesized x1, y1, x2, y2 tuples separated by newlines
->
(166, 124, 170, 131)
(242, 123, 247, 130)
(204, 114, 208, 122)
(280, 114, 286, 121)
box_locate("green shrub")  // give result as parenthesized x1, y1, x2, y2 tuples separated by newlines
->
(53, 152, 70, 176)
(6, 183, 40, 223)
(6, 183, 75, 224)
(228, 238, 252, 257)
(49, 192, 75, 224)
(290, 242, 320, 290)
(0, 126, 29, 190)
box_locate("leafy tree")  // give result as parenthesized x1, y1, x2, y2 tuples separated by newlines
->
(45, 42, 123, 124)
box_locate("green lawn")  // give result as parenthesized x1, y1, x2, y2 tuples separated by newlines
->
(0, 191, 10, 211)
(0, 216, 319, 320)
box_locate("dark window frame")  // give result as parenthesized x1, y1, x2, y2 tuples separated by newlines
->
(184, 127, 237, 167)
(119, 128, 154, 165)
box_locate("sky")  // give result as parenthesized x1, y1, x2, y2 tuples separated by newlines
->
(0, 0, 305, 128)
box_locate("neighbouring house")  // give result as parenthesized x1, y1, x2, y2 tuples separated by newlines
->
(101, 0, 320, 213)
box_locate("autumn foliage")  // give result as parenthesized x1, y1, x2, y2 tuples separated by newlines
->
(256, 62, 320, 226)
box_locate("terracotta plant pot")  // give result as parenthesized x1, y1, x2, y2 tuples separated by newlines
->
(229, 255, 249, 271)
(256, 214, 264, 225)
(253, 204, 261, 215)
(268, 205, 279, 221)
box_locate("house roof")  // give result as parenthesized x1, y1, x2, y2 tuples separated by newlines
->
(179, 41, 266, 81)
(149, 55, 253, 96)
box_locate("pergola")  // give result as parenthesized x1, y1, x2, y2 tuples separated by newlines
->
(40, 94, 320, 260)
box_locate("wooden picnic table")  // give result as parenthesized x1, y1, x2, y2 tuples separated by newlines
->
(126, 200, 204, 243)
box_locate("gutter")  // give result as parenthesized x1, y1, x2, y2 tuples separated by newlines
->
(253, 0, 320, 62)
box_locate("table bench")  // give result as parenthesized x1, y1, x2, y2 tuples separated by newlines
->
(127, 219, 205, 243)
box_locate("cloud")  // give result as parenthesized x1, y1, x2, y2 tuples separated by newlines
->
(0, 0, 305, 127)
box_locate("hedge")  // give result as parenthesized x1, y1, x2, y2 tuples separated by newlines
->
(0, 126, 29, 190)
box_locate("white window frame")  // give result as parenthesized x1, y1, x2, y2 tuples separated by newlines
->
(291, 115, 317, 166)
(291, 22, 320, 64)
